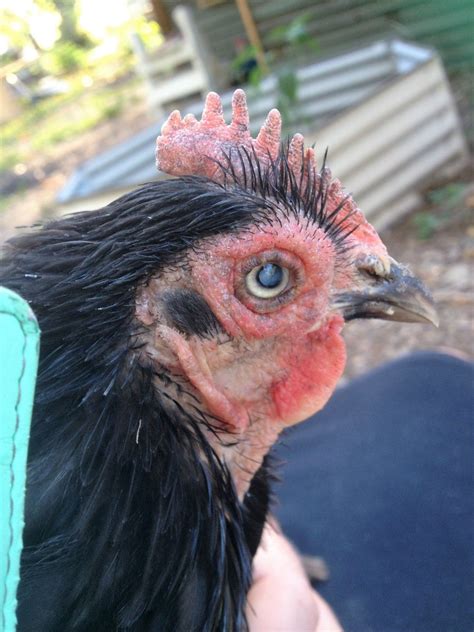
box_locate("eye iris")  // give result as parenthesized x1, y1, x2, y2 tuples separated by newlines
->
(257, 263, 283, 288)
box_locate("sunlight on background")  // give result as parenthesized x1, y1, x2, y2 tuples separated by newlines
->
(78, 0, 130, 40)
(0, 0, 131, 53)
(0, 0, 61, 53)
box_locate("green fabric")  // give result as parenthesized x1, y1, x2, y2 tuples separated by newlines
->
(0, 288, 39, 632)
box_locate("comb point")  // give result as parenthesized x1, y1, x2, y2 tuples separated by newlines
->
(202, 91, 224, 124)
(161, 110, 182, 135)
(304, 147, 317, 176)
(183, 113, 198, 127)
(231, 89, 250, 131)
(256, 109, 282, 157)
(288, 133, 305, 174)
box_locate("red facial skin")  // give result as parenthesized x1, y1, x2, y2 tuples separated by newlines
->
(186, 215, 349, 428)
(135, 210, 388, 497)
(137, 208, 388, 431)
(154, 89, 389, 430)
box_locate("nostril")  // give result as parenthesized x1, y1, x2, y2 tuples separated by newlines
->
(356, 254, 392, 280)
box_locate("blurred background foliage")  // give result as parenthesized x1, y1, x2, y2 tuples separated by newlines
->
(0, 0, 160, 173)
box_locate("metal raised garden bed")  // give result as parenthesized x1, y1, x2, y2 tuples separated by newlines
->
(58, 39, 468, 229)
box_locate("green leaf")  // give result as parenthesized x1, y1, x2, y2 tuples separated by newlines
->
(278, 71, 298, 103)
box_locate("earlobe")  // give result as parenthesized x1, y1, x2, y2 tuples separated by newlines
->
(135, 286, 156, 326)
(156, 324, 249, 432)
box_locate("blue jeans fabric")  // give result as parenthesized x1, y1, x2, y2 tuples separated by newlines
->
(275, 352, 474, 632)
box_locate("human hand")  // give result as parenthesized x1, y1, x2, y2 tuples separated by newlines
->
(246, 522, 343, 631)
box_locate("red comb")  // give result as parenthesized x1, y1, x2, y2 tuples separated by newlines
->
(155, 89, 385, 252)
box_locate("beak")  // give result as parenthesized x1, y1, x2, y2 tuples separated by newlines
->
(334, 256, 439, 326)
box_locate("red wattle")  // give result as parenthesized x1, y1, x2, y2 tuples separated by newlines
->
(271, 316, 346, 425)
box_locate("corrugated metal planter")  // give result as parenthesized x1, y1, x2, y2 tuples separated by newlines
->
(58, 39, 468, 229)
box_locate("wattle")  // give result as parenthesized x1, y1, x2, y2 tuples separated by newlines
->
(271, 315, 346, 425)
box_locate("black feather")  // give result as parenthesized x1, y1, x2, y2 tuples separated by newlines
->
(0, 178, 273, 631)
(162, 288, 223, 338)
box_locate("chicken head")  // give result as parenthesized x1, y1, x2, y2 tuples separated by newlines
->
(134, 90, 437, 496)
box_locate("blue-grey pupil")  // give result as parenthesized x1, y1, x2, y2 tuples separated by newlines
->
(257, 263, 283, 288)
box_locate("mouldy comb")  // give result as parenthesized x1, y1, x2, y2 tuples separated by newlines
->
(156, 89, 318, 182)
(155, 89, 384, 251)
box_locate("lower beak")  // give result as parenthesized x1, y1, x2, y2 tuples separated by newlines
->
(334, 258, 439, 326)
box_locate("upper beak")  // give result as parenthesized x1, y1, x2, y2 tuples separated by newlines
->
(334, 256, 439, 326)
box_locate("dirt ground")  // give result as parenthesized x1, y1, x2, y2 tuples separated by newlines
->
(0, 110, 472, 379)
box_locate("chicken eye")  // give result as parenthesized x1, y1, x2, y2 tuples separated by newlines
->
(246, 263, 290, 298)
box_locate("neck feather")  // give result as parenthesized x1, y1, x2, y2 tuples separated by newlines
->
(20, 361, 271, 630)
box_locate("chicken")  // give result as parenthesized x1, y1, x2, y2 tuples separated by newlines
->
(0, 90, 437, 631)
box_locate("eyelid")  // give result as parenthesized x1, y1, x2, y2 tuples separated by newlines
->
(241, 249, 302, 274)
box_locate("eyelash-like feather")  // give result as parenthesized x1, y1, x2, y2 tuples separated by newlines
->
(215, 142, 359, 253)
